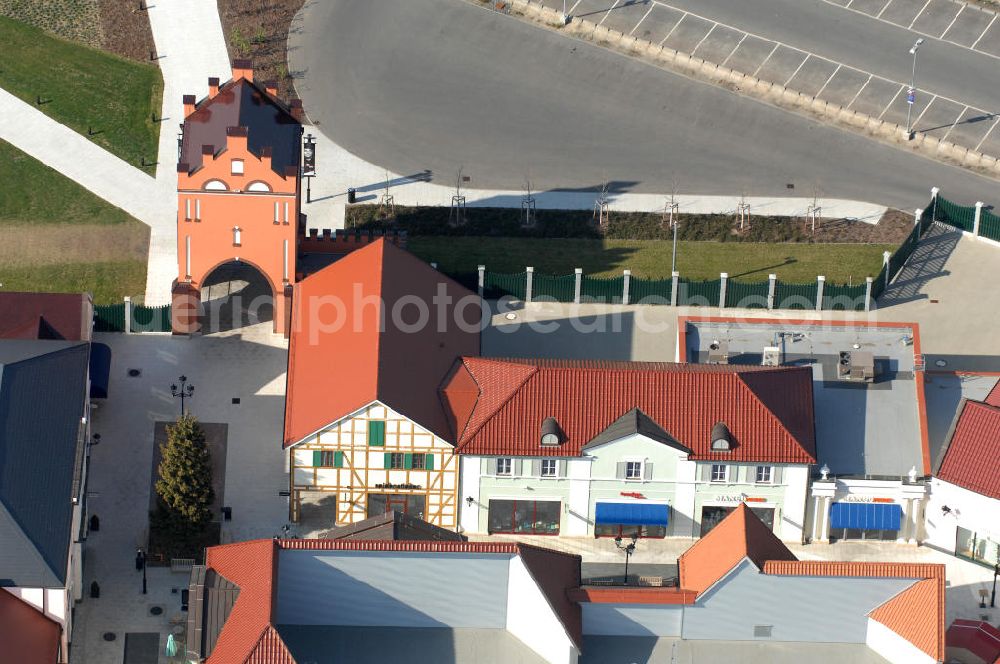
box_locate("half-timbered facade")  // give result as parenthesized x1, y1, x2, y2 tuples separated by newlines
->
(283, 239, 481, 531)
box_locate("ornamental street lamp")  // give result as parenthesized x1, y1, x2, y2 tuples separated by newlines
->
(170, 375, 194, 416)
(614, 532, 639, 585)
(905, 38, 924, 138)
(303, 133, 317, 203)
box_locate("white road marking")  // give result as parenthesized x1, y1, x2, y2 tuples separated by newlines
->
(876, 0, 894, 19)
(940, 4, 965, 38)
(658, 11, 689, 46)
(783, 52, 812, 87)
(910, 94, 940, 129)
(690, 23, 718, 56)
(974, 116, 1000, 152)
(878, 85, 905, 120)
(569, 0, 586, 16)
(597, 0, 622, 27)
(940, 106, 969, 141)
(908, 0, 934, 30)
(971, 13, 998, 49)
(751, 42, 781, 77)
(846, 73, 873, 109)
(630, 3, 657, 35)
(721, 33, 749, 66)
(815, 63, 842, 98)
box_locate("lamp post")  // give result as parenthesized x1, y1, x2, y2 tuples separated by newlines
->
(992, 556, 998, 608)
(561, 0, 568, 24)
(170, 375, 194, 416)
(303, 133, 316, 204)
(614, 533, 639, 585)
(905, 38, 924, 138)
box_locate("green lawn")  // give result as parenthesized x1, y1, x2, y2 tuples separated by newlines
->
(0, 139, 148, 303)
(409, 237, 892, 285)
(0, 15, 162, 171)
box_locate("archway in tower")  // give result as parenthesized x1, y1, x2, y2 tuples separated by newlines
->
(200, 260, 275, 334)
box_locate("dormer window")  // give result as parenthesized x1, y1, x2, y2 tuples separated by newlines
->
(231, 159, 244, 175)
(540, 417, 561, 446)
(711, 422, 732, 452)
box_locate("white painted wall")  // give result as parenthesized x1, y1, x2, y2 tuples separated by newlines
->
(865, 618, 935, 664)
(506, 555, 578, 664)
(925, 478, 1000, 556)
(566, 457, 592, 537)
(459, 455, 482, 533)
(582, 603, 682, 636)
(780, 465, 809, 542)
(674, 458, 697, 538)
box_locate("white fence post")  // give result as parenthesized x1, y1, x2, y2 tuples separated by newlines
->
(865, 277, 874, 312)
(914, 209, 921, 228)
(767, 273, 777, 310)
(622, 269, 631, 305)
(882, 250, 891, 292)
(525, 266, 534, 303)
(574, 268, 582, 304)
(477, 265, 485, 297)
(670, 271, 679, 307)
(719, 273, 728, 309)
(815, 276, 825, 312)
(930, 186, 939, 221)
(124, 296, 132, 334)
(974, 201, 983, 237)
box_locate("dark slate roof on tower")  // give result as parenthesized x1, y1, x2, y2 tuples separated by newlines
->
(0, 341, 89, 587)
(180, 78, 302, 176)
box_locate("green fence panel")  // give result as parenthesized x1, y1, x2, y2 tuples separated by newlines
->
(822, 283, 867, 311)
(888, 224, 922, 281)
(919, 202, 936, 235)
(94, 304, 126, 332)
(773, 282, 816, 310)
(933, 196, 976, 232)
(483, 272, 527, 300)
(532, 274, 576, 302)
(581, 275, 624, 303)
(980, 209, 1000, 243)
(131, 305, 171, 332)
(677, 278, 721, 307)
(870, 265, 888, 300)
(724, 280, 769, 309)
(629, 276, 673, 303)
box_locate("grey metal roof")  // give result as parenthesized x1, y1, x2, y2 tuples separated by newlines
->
(0, 341, 89, 587)
(318, 510, 466, 542)
(582, 408, 692, 454)
(275, 625, 549, 664)
(187, 566, 241, 661)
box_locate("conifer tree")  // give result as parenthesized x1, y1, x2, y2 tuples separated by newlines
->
(156, 415, 214, 529)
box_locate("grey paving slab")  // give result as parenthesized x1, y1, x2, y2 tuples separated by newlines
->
(973, 17, 1000, 56)
(661, 13, 714, 53)
(878, 0, 927, 27)
(945, 108, 997, 154)
(599, 0, 654, 35)
(691, 23, 744, 65)
(722, 35, 775, 72)
(911, 0, 964, 37)
(754, 44, 809, 85)
(632, 3, 683, 43)
(786, 56, 840, 97)
(848, 77, 902, 117)
(912, 96, 966, 137)
(942, 6, 995, 46)
(816, 66, 870, 107)
(849, 0, 891, 15)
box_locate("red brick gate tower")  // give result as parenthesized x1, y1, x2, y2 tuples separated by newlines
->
(172, 60, 304, 335)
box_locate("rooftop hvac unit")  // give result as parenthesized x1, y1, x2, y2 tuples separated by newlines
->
(761, 346, 782, 367)
(707, 340, 729, 365)
(837, 350, 875, 383)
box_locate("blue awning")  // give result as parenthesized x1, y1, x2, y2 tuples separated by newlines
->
(89, 342, 111, 399)
(595, 502, 669, 526)
(829, 502, 901, 530)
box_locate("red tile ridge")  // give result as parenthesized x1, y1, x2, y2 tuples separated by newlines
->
(275, 538, 521, 553)
(567, 587, 697, 605)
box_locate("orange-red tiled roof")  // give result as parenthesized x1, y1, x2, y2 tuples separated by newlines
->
(0, 590, 61, 664)
(763, 561, 946, 662)
(936, 399, 1000, 500)
(678, 503, 796, 596)
(284, 240, 480, 447)
(442, 358, 816, 462)
(203, 538, 583, 662)
(567, 587, 697, 605)
(985, 380, 1000, 407)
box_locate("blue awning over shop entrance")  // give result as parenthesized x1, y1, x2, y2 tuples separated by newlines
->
(88, 342, 111, 399)
(829, 502, 901, 530)
(595, 502, 669, 526)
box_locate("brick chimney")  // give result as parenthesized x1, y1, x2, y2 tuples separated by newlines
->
(264, 80, 279, 97)
(232, 59, 253, 82)
(183, 94, 196, 118)
(289, 99, 304, 122)
(208, 77, 220, 99)
(226, 126, 249, 153)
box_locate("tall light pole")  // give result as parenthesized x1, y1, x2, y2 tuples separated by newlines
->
(562, 0, 568, 24)
(170, 375, 194, 416)
(614, 533, 638, 585)
(905, 38, 924, 138)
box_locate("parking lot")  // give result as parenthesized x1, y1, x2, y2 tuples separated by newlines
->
(542, 0, 1000, 157)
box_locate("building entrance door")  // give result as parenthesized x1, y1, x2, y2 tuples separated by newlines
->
(367, 493, 426, 519)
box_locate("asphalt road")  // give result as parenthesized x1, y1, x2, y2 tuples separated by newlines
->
(289, 0, 999, 209)
(627, 0, 1000, 113)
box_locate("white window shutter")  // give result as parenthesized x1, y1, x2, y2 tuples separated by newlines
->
(486, 458, 497, 476)
(773, 466, 783, 484)
(531, 459, 541, 477)
(700, 464, 712, 481)
(616, 462, 627, 479)
(644, 462, 653, 481)
(558, 460, 567, 477)
(513, 459, 523, 476)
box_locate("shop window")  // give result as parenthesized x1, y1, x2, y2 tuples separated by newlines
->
(700, 505, 775, 537)
(488, 499, 561, 535)
(956, 527, 1000, 567)
(367, 493, 425, 519)
(594, 524, 667, 539)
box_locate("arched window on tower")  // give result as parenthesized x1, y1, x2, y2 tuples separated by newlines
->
(233, 226, 242, 247)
